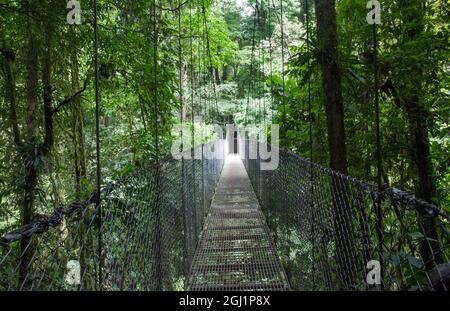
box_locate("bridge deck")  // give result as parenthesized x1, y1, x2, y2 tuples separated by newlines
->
(187, 155, 290, 291)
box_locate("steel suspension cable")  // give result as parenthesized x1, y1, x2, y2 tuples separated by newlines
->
(372, 16, 384, 288)
(189, 1, 195, 152)
(177, 0, 189, 280)
(93, 0, 103, 290)
(256, 0, 261, 200)
(245, 4, 258, 126)
(304, 0, 315, 289)
(196, 1, 203, 126)
(280, 0, 286, 148)
(201, 0, 219, 125)
(305, 0, 313, 168)
(279, 0, 290, 278)
(152, 0, 160, 163)
(261, 0, 267, 131)
(268, 0, 274, 123)
(199, 3, 210, 125)
(179, 4, 184, 141)
(186, 0, 198, 263)
(257, 0, 263, 130)
(197, 0, 206, 227)
(151, 0, 162, 290)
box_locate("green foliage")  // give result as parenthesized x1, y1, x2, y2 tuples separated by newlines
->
(0, 0, 448, 291)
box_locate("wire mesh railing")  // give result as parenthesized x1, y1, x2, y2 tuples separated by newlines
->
(0, 139, 225, 291)
(2, 137, 448, 292)
(240, 139, 450, 291)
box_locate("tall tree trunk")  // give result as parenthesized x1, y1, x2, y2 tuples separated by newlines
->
(18, 8, 56, 287)
(25, 38, 38, 139)
(315, 0, 347, 174)
(19, 17, 39, 287)
(71, 51, 87, 198)
(222, 64, 228, 82)
(404, 96, 443, 269)
(214, 67, 221, 85)
(70, 50, 91, 288)
(214, 45, 221, 84)
(179, 62, 187, 122)
(398, 0, 442, 270)
(383, 78, 443, 270)
(42, 20, 54, 155)
(0, 47, 20, 145)
(314, 0, 357, 289)
(232, 64, 239, 81)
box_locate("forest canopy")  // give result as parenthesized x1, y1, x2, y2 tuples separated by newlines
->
(0, 0, 448, 242)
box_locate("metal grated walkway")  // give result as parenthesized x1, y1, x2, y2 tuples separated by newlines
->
(187, 155, 290, 291)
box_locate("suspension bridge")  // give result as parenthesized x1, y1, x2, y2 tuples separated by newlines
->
(0, 137, 449, 291)
(0, 0, 449, 292)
